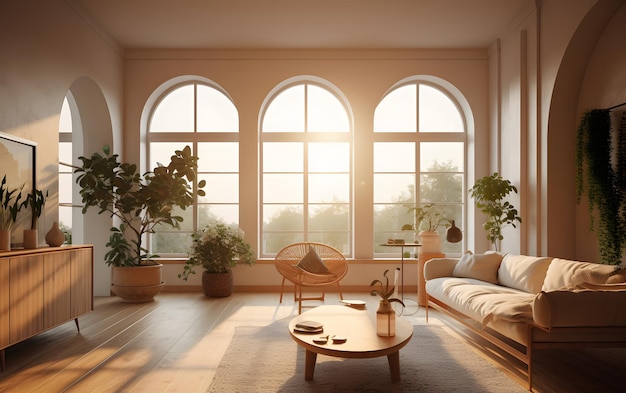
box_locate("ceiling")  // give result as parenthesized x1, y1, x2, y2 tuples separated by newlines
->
(70, 0, 531, 50)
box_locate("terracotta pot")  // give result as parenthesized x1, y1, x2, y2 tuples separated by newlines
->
(418, 230, 442, 254)
(111, 264, 164, 303)
(23, 229, 38, 249)
(0, 229, 11, 251)
(202, 270, 234, 297)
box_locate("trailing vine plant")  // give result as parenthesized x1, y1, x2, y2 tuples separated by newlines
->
(575, 109, 626, 265)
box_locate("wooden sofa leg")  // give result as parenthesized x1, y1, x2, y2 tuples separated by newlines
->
(528, 330, 534, 391)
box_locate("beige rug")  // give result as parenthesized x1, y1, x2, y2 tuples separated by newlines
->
(207, 318, 527, 392)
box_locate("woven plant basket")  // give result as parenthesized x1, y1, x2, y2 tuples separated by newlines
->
(202, 270, 234, 297)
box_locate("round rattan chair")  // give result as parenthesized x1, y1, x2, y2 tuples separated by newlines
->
(275, 242, 348, 314)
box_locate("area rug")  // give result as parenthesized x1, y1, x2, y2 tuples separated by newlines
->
(207, 318, 527, 392)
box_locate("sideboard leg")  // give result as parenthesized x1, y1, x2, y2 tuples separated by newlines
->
(74, 318, 80, 332)
(1, 348, 5, 370)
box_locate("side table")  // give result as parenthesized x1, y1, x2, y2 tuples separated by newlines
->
(417, 252, 445, 307)
(380, 243, 421, 315)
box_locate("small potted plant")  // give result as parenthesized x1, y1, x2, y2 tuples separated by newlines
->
(468, 172, 522, 251)
(179, 221, 255, 297)
(0, 175, 25, 251)
(23, 188, 47, 249)
(370, 269, 405, 336)
(402, 203, 450, 253)
(75, 145, 205, 302)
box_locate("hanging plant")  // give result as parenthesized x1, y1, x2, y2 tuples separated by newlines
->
(575, 109, 626, 265)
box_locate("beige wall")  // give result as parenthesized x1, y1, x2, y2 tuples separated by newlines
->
(1, 0, 624, 294)
(0, 0, 124, 294)
(575, 1, 626, 264)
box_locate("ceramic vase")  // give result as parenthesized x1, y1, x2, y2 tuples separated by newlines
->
(45, 221, 65, 247)
(23, 229, 38, 249)
(445, 220, 463, 243)
(0, 229, 10, 251)
(376, 300, 396, 337)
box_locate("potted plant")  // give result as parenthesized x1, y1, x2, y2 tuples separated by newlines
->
(23, 188, 47, 249)
(402, 203, 450, 253)
(179, 221, 255, 297)
(468, 172, 522, 251)
(0, 175, 25, 251)
(75, 145, 205, 302)
(370, 269, 405, 336)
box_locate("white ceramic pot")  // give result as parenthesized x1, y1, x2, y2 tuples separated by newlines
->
(418, 230, 442, 254)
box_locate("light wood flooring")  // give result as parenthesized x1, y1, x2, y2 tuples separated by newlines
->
(0, 292, 624, 392)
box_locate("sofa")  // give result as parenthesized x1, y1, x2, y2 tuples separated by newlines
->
(423, 251, 626, 390)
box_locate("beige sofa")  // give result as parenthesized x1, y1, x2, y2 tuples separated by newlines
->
(424, 251, 626, 390)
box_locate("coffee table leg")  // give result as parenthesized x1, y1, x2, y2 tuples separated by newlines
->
(305, 350, 317, 380)
(387, 351, 401, 381)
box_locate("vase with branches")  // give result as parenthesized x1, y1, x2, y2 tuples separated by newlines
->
(370, 269, 405, 336)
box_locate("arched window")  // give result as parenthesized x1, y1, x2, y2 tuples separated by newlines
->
(58, 96, 73, 244)
(148, 81, 240, 256)
(260, 79, 352, 256)
(373, 81, 466, 255)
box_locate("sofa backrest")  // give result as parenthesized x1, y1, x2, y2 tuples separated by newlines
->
(542, 258, 616, 291)
(497, 254, 553, 294)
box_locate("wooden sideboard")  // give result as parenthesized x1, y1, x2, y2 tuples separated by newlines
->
(0, 245, 93, 370)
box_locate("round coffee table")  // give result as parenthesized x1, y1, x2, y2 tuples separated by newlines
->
(288, 304, 413, 381)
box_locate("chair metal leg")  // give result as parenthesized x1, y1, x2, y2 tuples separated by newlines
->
(337, 282, 344, 300)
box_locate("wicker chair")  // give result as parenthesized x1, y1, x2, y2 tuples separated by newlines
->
(275, 242, 348, 314)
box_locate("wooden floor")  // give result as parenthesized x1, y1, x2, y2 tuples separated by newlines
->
(0, 292, 624, 392)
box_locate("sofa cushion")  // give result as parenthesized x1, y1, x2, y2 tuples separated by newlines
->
(296, 246, 329, 274)
(426, 277, 535, 328)
(497, 254, 553, 294)
(542, 258, 615, 291)
(452, 250, 503, 284)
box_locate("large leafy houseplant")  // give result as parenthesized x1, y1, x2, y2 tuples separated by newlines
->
(468, 172, 522, 250)
(179, 221, 255, 280)
(75, 145, 205, 267)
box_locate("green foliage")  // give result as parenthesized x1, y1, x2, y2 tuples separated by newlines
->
(402, 203, 450, 232)
(468, 172, 521, 250)
(179, 221, 255, 280)
(75, 145, 205, 267)
(369, 269, 405, 306)
(0, 175, 25, 231)
(575, 109, 626, 264)
(25, 188, 47, 230)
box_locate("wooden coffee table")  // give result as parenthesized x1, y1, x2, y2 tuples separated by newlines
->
(288, 304, 413, 381)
